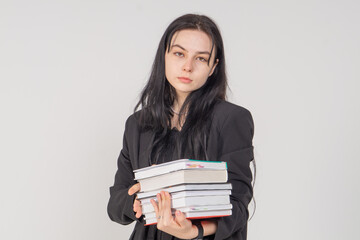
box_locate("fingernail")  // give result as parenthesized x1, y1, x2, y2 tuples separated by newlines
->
(176, 210, 181, 216)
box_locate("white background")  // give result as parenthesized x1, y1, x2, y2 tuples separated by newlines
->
(1, 0, 359, 239)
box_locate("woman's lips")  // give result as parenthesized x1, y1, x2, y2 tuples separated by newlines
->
(178, 77, 192, 83)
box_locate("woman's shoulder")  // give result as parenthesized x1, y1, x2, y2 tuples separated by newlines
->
(211, 100, 254, 141)
(123, 109, 143, 133)
(212, 99, 253, 122)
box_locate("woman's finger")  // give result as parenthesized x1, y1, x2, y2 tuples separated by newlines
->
(151, 194, 160, 215)
(174, 210, 189, 227)
(159, 191, 166, 208)
(159, 192, 168, 220)
(133, 198, 143, 218)
(150, 196, 162, 223)
(128, 183, 141, 195)
(133, 199, 139, 211)
(156, 192, 163, 214)
(135, 206, 142, 218)
(159, 191, 171, 213)
(164, 191, 171, 209)
(162, 191, 174, 224)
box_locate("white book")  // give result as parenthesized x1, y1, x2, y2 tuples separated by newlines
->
(134, 159, 227, 180)
(142, 195, 230, 213)
(144, 209, 232, 225)
(138, 169, 228, 192)
(140, 190, 232, 204)
(144, 204, 233, 219)
(137, 183, 232, 199)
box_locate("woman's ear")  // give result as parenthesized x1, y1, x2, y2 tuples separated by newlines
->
(209, 59, 219, 77)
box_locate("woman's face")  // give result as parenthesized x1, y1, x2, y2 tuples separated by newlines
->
(165, 29, 218, 100)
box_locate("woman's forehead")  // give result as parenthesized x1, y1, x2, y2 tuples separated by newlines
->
(169, 29, 213, 53)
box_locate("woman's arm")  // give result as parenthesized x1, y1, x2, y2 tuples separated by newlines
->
(201, 220, 218, 237)
(212, 106, 255, 239)
(107, 116, 140, 225)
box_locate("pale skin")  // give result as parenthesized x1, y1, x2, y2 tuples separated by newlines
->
(128, 29, 219, 238)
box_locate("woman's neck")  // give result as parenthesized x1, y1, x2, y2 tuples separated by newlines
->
(171, 94, 188, 131)
(173, 93, 188, 113)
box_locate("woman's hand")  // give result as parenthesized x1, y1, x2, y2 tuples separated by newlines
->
(151, 191, 198, 239)
(128, 183, 142, 218)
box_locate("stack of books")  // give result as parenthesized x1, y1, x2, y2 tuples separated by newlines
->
(133, 159, 232, 225)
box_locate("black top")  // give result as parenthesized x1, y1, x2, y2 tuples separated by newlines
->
(107, 100, 255, 240)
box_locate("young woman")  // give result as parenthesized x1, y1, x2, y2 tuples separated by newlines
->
(107, 14, 255, 240)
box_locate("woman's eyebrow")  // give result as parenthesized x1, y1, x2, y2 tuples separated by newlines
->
(171, 44, 210, 55)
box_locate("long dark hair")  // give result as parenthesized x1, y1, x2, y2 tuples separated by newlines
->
(134, 14, 227, 164)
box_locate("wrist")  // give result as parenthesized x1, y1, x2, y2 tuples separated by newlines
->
(190, 224, 199, 239)
(192, 221, 203, 240)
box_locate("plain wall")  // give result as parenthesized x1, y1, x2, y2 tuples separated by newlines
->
(1, 0, 359, 239)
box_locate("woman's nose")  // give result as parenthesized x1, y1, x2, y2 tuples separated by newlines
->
(182, 59, 193, 72)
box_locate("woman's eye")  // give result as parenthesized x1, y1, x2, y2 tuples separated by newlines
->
(198, 57, 208, 62)
(174, 52, 184, 57)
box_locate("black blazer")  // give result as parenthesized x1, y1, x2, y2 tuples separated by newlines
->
(108, 100, 255, 240)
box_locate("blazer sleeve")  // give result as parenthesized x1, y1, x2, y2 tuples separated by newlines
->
(107, 115, 140, 225)
(214, 107, 255, 240)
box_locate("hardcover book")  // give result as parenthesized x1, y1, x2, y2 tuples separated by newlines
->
(145, 210, 232, 225)
(140, 189, 232, 204)
(134, 159, 227, 180)
(141, 195, 230, 213)
(138, 169, 228, 192)
(144, 204, 233, 219)
(137, 183, 232, 199)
